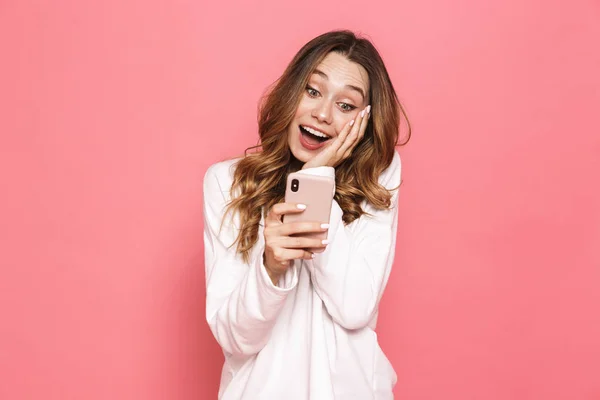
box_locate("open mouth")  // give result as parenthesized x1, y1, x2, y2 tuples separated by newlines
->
(299, 125, 331, 143)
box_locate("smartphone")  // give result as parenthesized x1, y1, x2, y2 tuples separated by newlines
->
(283, 172, 334, 253)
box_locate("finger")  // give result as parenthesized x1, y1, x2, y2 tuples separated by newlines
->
(267, 202, 306, 223)
(346, 106, 368, 142)
(304, 118, 355, 170)
(328, 118, 355, 155)
(279, 248, 313, 261)
(339, 105, 370, 157)
(278, 221, 329, 236)
(342, 147, 352, 160)
(342, 107, 370, 159)
(356, 105, 371, 140)
(278, 236, 328, 249)
(337, 109, 364, 155)
(339, 118, 356, 143)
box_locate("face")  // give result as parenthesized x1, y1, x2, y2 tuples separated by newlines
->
(287, 52, 370, 163)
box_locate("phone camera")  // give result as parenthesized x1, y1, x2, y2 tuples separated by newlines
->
(291, 178, 299, 192)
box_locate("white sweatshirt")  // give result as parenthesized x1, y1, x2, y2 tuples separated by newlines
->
(203, 151, 401, 399)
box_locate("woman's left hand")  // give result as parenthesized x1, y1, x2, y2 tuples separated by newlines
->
(302, 105, 371, 170)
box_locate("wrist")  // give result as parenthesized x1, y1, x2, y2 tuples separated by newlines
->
(263, 254, 282, 285)
(265, 265, 282, 286)
(302, 158, 326, 169)
(302, 162, 333, 171)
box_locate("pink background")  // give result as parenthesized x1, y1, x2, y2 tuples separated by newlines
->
(1, 0, 599, 399)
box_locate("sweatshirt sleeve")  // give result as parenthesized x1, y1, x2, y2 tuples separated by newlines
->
(203, 163, 299, 357)
(300, 152, 402, 330)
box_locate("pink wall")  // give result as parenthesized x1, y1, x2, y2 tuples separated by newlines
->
(1, 0, 599, 399)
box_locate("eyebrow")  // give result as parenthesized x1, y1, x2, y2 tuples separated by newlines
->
(312, 69, 366, 100)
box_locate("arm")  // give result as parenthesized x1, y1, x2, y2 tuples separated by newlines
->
(203, 164, 298, 357)
(301, 152, 401, 330)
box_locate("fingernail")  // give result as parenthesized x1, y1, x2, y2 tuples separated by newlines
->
(349, 119, 355, 126)
(366, 105, 371, 114)
(311, 253, 316, 258)
(320, 223, 329, 229)
(360, 109, 366, 117)
(322, 240, 330, 245)
(297, 204, 307, 209)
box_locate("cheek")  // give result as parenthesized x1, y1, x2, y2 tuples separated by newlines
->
(335, 112, 358, 134)
(294, 96, 313, 116)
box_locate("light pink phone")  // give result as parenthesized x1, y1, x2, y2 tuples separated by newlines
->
(283, 172, 334, 253)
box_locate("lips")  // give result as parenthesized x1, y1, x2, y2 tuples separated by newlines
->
(298, 126, 329, 150)
(300, 125, 331, 140)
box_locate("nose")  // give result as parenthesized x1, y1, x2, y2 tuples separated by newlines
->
(311, 100, 333, 125)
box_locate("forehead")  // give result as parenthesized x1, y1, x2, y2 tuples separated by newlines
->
(311, 52, 369, 91)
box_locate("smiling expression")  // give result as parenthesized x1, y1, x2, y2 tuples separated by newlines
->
(287, 52, 370, 163)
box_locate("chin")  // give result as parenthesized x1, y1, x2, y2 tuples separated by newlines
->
(287, 125, 327, 164)
(288, 135, 310, 164)
(290, 148, 312, 164)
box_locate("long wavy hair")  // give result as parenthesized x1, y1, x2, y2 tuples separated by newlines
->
(225, 30, 411, 262)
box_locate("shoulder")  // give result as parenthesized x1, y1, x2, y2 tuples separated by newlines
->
(378, 150, 402, 190)
(203, 157, 243, 200)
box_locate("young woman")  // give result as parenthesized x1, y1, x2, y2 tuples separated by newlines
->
(203, 30, 411, 399)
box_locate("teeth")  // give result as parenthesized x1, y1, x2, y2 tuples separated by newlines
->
(302, 125, 329, 138)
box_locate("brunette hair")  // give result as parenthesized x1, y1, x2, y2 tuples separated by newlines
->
(225, 30, 411, 262)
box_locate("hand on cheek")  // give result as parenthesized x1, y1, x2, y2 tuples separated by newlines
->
(302, 105, 371, 170)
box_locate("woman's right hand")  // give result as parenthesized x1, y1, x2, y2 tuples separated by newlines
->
(263, 202, 329, 285)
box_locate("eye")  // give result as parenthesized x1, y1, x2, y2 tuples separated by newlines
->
(338, 103, 356, 112)
(306, 86, 320, 97)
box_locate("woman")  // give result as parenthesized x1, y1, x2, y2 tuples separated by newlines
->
(203, 30, 410, 399)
